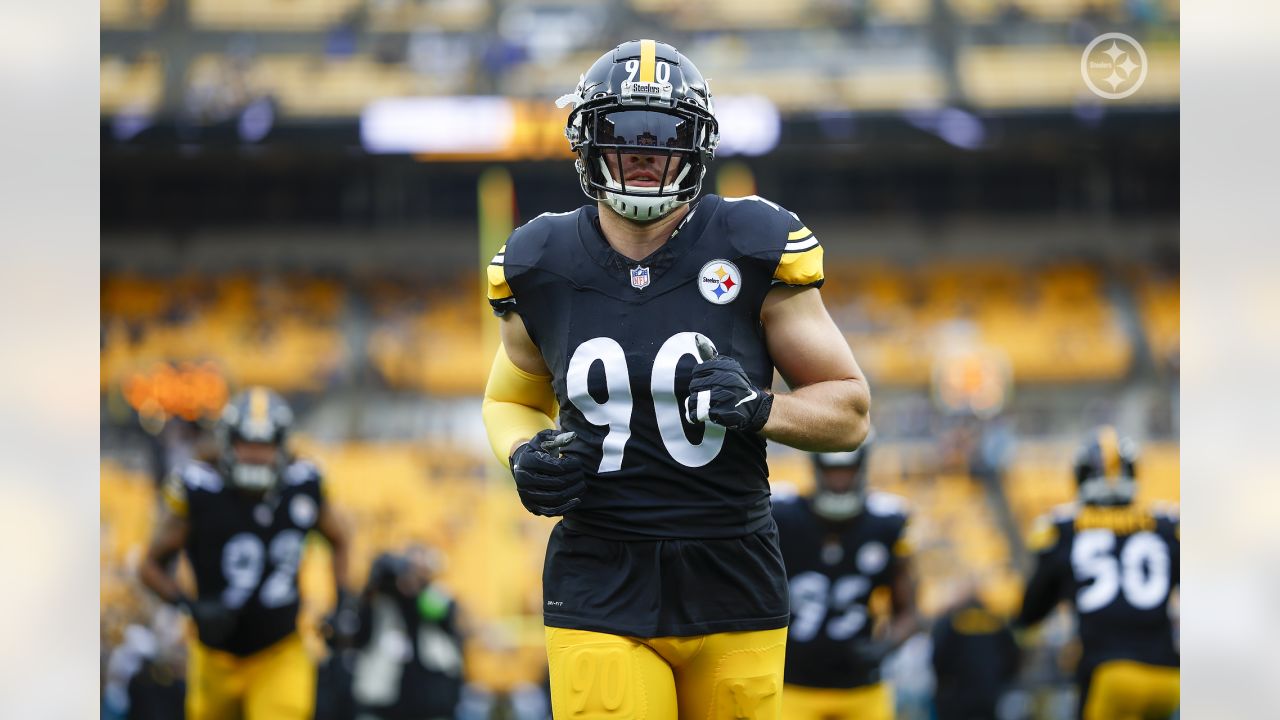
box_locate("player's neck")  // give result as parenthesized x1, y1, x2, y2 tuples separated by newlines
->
(596, 202, 691, 262)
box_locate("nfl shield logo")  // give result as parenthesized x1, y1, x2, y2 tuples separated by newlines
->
(630, 266, 651, 289)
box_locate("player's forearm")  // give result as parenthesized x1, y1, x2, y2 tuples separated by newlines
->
(482, 345, 558, 464)
(760, 378, 870, 452)
(885, 610, 923, 651)
(138, 559, 184, 604)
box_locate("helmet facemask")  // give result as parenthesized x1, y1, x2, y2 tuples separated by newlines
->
(573, 106, 711, 223)
(812, 449, 870, 523)
(216, 388, 293, 495)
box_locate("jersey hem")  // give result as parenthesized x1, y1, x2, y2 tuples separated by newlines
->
(542, 612, 790, 638)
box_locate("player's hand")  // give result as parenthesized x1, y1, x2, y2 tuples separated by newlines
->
(178, 596, 237, 646)
(509, 429, 586, 517)
(322, 589, 362, 649)
(684, 334, 773, 432)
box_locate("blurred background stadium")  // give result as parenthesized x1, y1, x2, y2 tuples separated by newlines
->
(100, 0, 1178, 717)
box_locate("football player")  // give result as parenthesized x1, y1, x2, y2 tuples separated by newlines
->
(139, 387, 354, 720)
(482, 39, 872, 719)
(1017, 427, 1179, 720)
(773, 436, 922, 719)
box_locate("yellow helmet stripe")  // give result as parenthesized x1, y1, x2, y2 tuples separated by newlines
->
(639, 39, 657, 83)
(1097, 426, 1121, 480)
(249, 387, 270, 425)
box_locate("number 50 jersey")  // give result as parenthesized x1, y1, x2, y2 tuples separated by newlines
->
(488, 194, 824, 540)
(1018, 503, 1180, 670)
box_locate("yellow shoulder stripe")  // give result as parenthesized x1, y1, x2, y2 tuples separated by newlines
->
(1026, 518, 1059, 553)
(774, 244, 824, 286)
(639, 39, 657, 83)
(788, 226, 812, 241)
(487, 263, 512, 301)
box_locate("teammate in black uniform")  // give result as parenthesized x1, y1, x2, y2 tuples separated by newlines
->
(773, 437, 921, 719)
(481, 39, 872, 719)
(139, 387, 354, 720)
(1017, 427, 1180, 720)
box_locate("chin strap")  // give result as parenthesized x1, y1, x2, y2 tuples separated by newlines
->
(598, 159, 694, 222)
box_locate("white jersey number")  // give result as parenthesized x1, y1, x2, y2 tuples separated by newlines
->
(566, 332, 726, 472)
(788, 571, 872, 643)
(1072, 529, 1171, 613)
(219, 529, 306, 609)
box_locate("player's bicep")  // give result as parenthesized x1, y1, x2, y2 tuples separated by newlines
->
(315, 501, 348, 547)
(499, 311, 550, 377)
(146, 508, 189, 563)
(761, 285, 864, 389)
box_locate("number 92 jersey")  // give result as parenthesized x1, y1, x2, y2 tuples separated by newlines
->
(772, 492, 911, 688)
(163, 459, 325, 656)
(488, 194, 824, 540)
(1019, 504, 1180, 669)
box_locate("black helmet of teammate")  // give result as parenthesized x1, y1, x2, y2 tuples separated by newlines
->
(1074, 426, 1139, 506)
(558, 39, 719, 223)
(810, 431, 876, 522)
(216, 387, 294, 493)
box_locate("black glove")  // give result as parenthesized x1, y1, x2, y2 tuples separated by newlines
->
(178, 596, 237, 646)
(510, 429, 586, 517)
(321, 588, 362, 649)
(684, 335, 773, 432)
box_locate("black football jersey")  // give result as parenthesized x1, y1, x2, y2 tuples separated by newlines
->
(487, 194, 823, 540)
(1018, 503, 1180, 670)
(164, 459, 325, 656)
(773, 492, 911, 688)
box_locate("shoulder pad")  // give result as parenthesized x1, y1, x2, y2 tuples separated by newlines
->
(719, 195, 793, 256)
(865, 491, 910, 519)
(178, 461, 224, 494)
(283, 459, 323, 487)
(1026, 513, 1064, 553)
(720, 195, 823, 288)
(487, 209, 582, 314)
(1050, 502, 1081, 522)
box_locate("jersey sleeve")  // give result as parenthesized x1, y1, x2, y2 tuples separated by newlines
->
(1016, 515, 1070, 628)
(161, 469, 189, 517)
(487, 243, 517, 316)
(284, 459, 325, 507)
(773, 213, 824, 289)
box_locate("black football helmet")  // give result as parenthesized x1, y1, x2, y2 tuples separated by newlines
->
(558, 39, 719, 222)
(1074, 426, 1139, 506)
(216, 386, 294, 493)
(810, 430, 876, 522)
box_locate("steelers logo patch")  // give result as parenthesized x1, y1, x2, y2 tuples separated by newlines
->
(698, 260, 742, 305)
(856, 541, 889, 575)
(290, 494, 318, 528)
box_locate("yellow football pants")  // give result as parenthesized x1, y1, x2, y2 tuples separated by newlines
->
(545, 626, 787, 719)
(781, 681, 894, 720)
(1083, 660, 1180, 720)
(187, 632, 316, 720)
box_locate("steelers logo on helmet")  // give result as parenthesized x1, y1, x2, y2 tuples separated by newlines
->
(558, 39, 719, 223)
(698, 260, 742, 304)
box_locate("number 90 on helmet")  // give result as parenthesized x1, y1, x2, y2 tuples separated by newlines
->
(559, 39, 719, 223)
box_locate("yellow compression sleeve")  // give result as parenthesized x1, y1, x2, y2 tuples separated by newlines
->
(482, 344, 559, 465)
